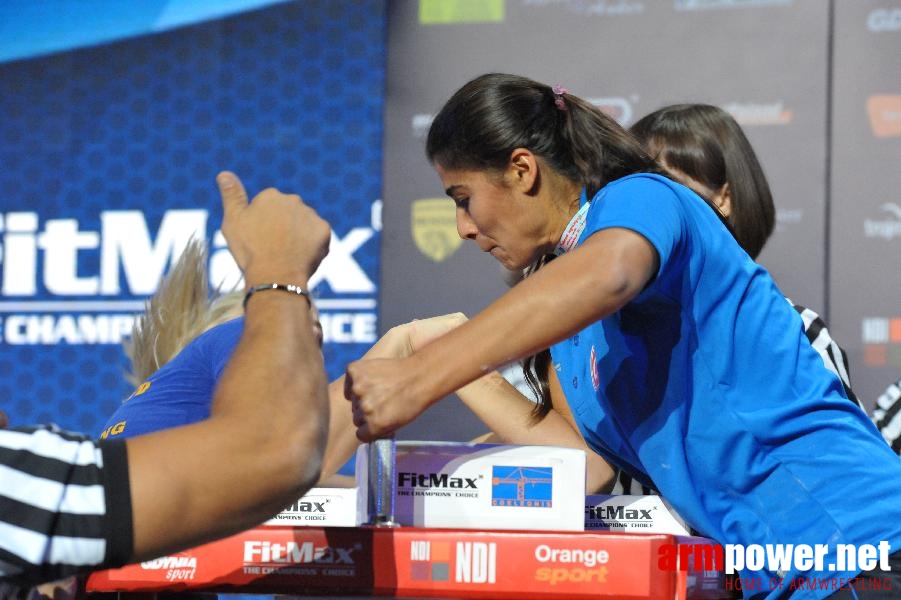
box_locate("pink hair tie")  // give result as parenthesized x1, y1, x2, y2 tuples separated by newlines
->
(552, 84, 568, 110)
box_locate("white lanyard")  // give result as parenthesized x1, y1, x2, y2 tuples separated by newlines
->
(554, 189, 590, 256)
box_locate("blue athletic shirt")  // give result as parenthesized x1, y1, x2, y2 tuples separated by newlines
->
(100, 317, 244, 440)
(551, 173, 901, 597)
(98, 317, 358, 478)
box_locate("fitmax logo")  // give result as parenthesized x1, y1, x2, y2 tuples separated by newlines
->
(243, 541, 356, 565)
(282, 500, 327, 513)
(0, 209, 378, 298)
(398, 472, 479, 489)
(586, 505, 654, 521)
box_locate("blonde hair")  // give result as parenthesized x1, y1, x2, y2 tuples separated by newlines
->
(124, 240, 243, 385)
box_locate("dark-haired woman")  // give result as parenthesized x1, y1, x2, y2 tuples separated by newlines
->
(345, 73, 901, 598)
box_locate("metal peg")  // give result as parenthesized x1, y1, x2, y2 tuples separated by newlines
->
(366, 437, 398, 527)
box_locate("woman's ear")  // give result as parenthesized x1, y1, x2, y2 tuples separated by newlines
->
(507, 148, 539, 193)
(711, 182, 732, 218)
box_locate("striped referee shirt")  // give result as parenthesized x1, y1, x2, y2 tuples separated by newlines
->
(791, 302, 862, 409)
(0, 425, 132, 586)
(873, 378, 901, 455)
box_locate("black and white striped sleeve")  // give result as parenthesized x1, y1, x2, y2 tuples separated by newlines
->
(791, 303, 862, 409)
(609, 469, 658, 496)
(873, 379, 901, 456)
(0, 425, 133, 586)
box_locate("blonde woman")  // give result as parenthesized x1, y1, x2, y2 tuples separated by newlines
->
(102, 239, 421, 485)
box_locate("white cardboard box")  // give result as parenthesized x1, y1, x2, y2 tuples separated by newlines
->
(584, 494, 690, 535)
(356, 441, 586, 531)
(264, 487, 358, 527)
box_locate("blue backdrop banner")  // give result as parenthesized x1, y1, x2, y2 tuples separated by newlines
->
(0, 0, 386, 437)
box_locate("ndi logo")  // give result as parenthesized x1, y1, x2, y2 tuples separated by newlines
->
(861, 316, 901, 367)
(491, 466, 553, 507)
(409, 540, 497, 584)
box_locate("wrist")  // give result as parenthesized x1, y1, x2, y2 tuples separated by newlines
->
(243, 268, 310, 290)
(368, 325, 409, 359)
(243, 283, 312, 310)
(405, 352, 445, 410)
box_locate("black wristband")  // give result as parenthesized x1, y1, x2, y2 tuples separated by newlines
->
(243, 283, 312, 310)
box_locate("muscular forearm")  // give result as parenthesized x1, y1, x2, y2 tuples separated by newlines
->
(409, 230, 657, 413)
(319, 326, 412, 479)
(127, 292, 328, 561)
(455, 372, 545, 443)
(456, 372, 615, 493)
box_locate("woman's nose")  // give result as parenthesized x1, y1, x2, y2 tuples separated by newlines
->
(456, 209, 478, 240)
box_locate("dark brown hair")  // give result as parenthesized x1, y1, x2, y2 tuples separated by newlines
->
(427, 73, 666, 417)
(426, 73, 660, 200)
(630, 104, 775, 258)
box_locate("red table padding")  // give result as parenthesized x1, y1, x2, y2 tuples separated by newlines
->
(87, 526, 731, 599)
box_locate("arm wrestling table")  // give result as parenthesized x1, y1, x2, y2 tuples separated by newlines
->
(87, 440, 733, 599)
(87, 525, 731, 599)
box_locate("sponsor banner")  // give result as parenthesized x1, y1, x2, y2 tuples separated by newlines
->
(722, 101, 793, 126)
(867, 7, 901, 32)
(0, 207, 380, 346)
(355, 442, 586, 531)
(673, 0, 793, 10)
(87, 526, 728, 598)
(394, 528, 667, 598)
(88, 527, 374, 594)
(863, 202, 901, 240)
(585, 495, 691, 535)
(587, 96, 638, 126)
(519, 0, 647, 19)
(861, 316, 901, 368)
(419, 0, 505, 24)
(411, 198, 463, 262)
(0, 0, 387, 437)
(867, 95, 901, 138)
(264, 487, 359, 527)
(0, 0, 293, 63)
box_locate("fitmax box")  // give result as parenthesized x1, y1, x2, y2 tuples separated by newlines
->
(356, 441, 586, 531)
(585, 494, 690, 535)
(264, 487, 358, 527)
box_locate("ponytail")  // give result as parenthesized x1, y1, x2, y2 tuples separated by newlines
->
(427, 73, 661, 198)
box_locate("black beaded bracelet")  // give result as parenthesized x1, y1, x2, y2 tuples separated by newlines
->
(243, 283, 312, 310)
